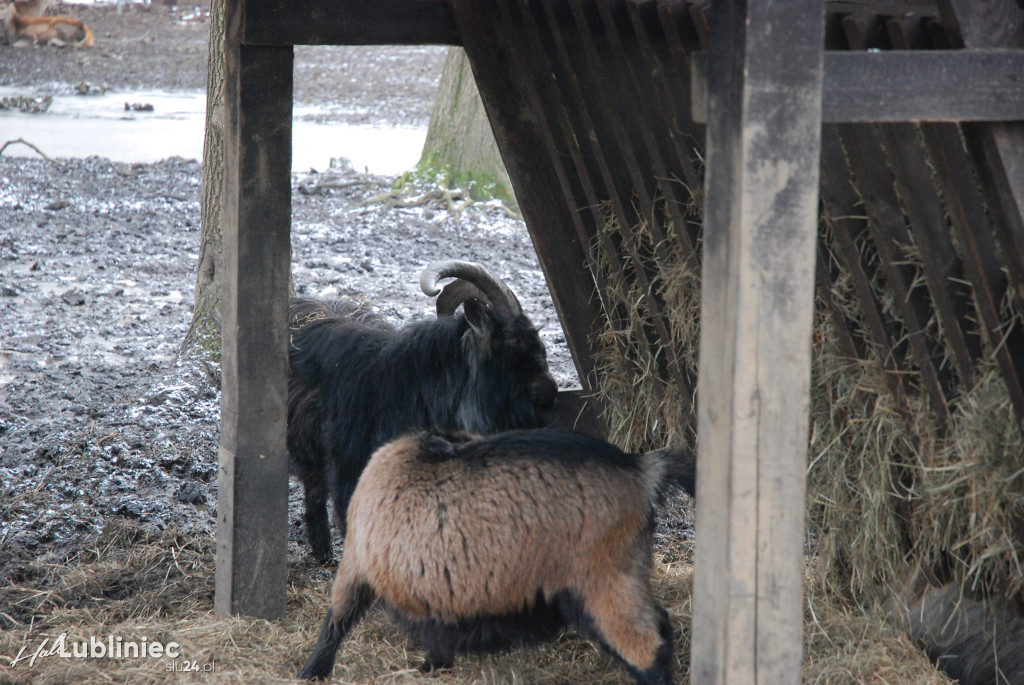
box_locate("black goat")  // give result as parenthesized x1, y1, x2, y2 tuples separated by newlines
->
(299, 428, 695, 684)
(288, 260, 558, 562)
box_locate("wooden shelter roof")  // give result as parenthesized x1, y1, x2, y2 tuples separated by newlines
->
(215, 0, 1024, 681)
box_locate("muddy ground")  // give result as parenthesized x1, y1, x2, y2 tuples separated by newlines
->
(0, 0, 615, 634)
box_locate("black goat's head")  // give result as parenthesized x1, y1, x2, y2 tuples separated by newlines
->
(421, 260, 558, 431)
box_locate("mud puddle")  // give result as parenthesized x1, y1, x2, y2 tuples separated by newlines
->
(0, 87, 426, 174)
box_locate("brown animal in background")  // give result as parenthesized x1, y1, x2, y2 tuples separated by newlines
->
(0, 1, 92, 47)
(299, 429, 696, 684)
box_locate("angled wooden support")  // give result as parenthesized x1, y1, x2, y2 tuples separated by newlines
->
(450, 0, 607, 397)
(215, 0, 294, 619)
(691, 1, 825, 683)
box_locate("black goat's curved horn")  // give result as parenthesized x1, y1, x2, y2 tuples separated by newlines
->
(420, 260, 522, 318)
(435, 280, 486, 316)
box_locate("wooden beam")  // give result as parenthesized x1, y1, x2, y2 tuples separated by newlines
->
(691, 0, 824, 683)
(450, 0, 607, 399)
(692, 49, 1024, 123)
(215, 0, 293, 619)
(242, 0, 460, 46)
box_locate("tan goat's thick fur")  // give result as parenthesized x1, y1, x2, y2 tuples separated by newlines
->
(299, 429, 692, 684)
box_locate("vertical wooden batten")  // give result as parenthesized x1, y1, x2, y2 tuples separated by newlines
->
(691, 1, 825, 682)
(215, 0, 294, 619)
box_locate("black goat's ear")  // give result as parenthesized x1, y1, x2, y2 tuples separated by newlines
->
(463, 298, 494, 338)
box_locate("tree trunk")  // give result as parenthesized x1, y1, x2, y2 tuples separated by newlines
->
(183, 0, 226, 357)
(412, 46, 513, 204)
(183, 42, 504, 357)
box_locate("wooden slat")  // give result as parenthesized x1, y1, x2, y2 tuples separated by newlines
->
(838, 123, 953, 429)
(816, 241, 865, 363)
(604, 1, 696, 259)
(838, 19, 958, 429)
(884, 18, 982, 387)
(828, 0, 938, 13)
(940, 0, 1024, 308)
(630, 0, 706, 249)
(920, 119, 1024, 419)
(692, 49, 1024, 124)
(691, 0, 824, 682)
(215, 2, 293, 618)
(873, 122, 980, 387)
(504, 0, 664, 408)
(820, 130, 921, 540)
(242, 0, 459, 46)
(819, 126, 916, 422)
(592, 0, 699, 408)
(529, 0, 680, 407)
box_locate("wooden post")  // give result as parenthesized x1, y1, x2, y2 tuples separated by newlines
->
(215, 0, 293, 619)
(691, 1, 824, 683)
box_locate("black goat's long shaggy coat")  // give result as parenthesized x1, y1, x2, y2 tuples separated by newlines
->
(287, 297, 557, 562)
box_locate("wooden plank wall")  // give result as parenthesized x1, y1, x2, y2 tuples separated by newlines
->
(454, 0, 704, 426)
(480, 0, 1024, 434)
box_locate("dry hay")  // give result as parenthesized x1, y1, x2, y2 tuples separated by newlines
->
(0, 515, 953, 684)
(585, 192, 1024, 679)
(591, 203, 700, 455)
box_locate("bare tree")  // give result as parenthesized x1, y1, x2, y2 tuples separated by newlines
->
(402, 46, 513, 205)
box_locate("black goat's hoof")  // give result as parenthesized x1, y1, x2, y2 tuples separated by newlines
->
(419, 652, 454, 673)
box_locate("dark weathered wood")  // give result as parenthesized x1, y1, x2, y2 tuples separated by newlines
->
(829, 0, 938, 12)
(819, 126, 913, 411)
(242, 0, 460, 45)
(692, 0, 824, 681)
(506, 0, 646, 384)
(920, 120, 1024, 419)
(819, 123, 923, 567)
(522, 0, 677, 412)
(449, 0, 607, 399)
(692, 49, 1024, 124)
(629, 0, 706, 239)
(838, 20, 958, 426)
(884, 19, 981, 388)
(875, 122, 979, 388)
(589, 0, 699, 407)
(816, 241, 864, 363)
(839, 123, 953, 430)
(939, 0, 1024, 309)
(216, 4, 293, 618)
(605, 1, 696, 259)
(558, 0, 685, 403)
